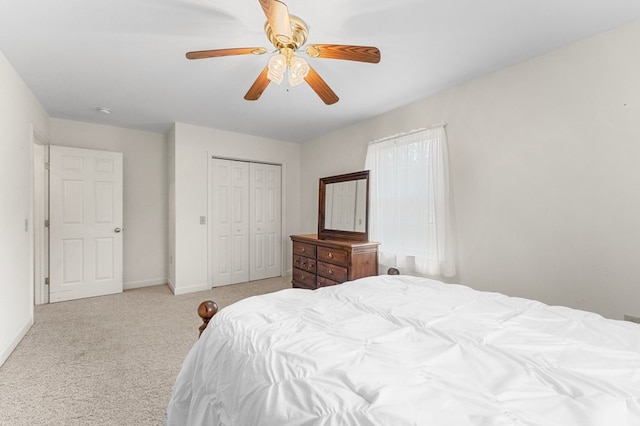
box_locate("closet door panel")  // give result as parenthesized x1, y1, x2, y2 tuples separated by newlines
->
(230, 161, 249, 284)
(211, 159, 232, 286)
(264, 164, 282, 278)
(250, 164, 267, 280)
(211, 159, 249, 286)
(250, 163, 282, 280)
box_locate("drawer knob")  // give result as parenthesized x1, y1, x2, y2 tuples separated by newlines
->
(301, 247, 306, 252)
(327, 252, 333, 259)
(327, 269, 333, 275)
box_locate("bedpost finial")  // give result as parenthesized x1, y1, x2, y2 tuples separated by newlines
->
(198, 300, 218, 337)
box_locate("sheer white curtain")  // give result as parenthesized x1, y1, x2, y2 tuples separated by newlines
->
(364, 125, 456, 277)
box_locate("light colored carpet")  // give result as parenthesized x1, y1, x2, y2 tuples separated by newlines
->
(0, 276, 291, 426)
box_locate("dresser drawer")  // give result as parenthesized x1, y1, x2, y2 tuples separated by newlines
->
(317, 246, 348, 267)
(293, 255, 316, 273)
(293, 242, 316, 258)
(317, 261, 348, 282)
(317, 275, 340, 288)
(292, 268, 316, 289)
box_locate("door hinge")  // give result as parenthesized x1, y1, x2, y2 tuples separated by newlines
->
(44, 161, 50, 170)
(44, 277, 49, 285)
(44, 219, 49, 228)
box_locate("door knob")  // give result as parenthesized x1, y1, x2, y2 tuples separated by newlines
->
(114, 227, 122, 233)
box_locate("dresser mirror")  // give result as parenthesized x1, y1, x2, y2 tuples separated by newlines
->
(318, 170, 370, 241)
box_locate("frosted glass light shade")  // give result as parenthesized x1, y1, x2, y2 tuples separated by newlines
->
(288, 56, 310, 87)
(267, 54, 287, 84)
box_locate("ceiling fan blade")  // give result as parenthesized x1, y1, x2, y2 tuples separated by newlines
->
(259, 0, 293, 43)
(244, 66, 271, 101)
(186, 47, 267, 60)
(304, 66, 339, 105)
(305, 44, 381, 63)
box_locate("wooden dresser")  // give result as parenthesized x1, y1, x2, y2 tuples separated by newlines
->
(291, 234, 379, 289)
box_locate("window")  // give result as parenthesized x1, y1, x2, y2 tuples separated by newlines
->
(364, 125, 456, 277)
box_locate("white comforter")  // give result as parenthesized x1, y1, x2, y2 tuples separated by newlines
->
(167, 275, 640, 425)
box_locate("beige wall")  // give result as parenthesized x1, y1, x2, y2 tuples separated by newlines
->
(0, 50, 49, 366)
(169, 123, 301, 295)
(301, 21, 640, 320)
(49, 119, 168, 290)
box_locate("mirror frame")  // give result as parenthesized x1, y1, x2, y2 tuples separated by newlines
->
(318, 170, 370, 241)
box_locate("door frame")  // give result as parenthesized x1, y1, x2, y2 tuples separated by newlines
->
(31, 126, 49, 305)
(207, 154, 286, 288)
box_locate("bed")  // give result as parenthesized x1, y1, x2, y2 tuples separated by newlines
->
(167, 274, 640, 425)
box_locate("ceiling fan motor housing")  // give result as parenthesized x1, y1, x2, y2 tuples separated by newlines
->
(265, 15, 308, 50)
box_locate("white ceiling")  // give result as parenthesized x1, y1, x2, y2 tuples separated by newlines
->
(1, 0, 640, 143)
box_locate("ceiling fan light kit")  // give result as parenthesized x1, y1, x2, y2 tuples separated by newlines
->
(185, 0, 381, 105)
(266, 47, 310, 87)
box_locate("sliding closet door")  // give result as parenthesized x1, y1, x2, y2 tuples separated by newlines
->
(211, 159, 249, 286)
(210, 158, 282, 287)
(249, 163, 282, 280)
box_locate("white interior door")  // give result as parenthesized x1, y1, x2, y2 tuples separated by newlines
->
(211, 159, 249, 286)
(249, 163, 282, 280)
(49, 146, 123, 302)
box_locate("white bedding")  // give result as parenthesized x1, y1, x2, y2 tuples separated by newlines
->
(167, 275, 640, 425)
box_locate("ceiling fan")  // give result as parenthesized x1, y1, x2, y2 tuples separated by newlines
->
(185, 0, 381, 105)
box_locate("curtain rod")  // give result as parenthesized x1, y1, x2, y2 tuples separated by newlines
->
(369, 122, 447, 145)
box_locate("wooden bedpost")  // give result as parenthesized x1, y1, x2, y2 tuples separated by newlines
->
(198, 300, 219, 337)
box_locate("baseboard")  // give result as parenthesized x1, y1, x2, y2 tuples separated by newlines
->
(0, 318, 33, 368)
(171, 282, 211, 296)
(167, 278, 175, 294)
(124, 278, 167, 290)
